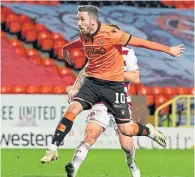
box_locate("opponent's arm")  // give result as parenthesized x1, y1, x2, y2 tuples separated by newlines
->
(127, 36, 185, 57)
(62, 39, 83, 65)
(124, 70, 140, 83)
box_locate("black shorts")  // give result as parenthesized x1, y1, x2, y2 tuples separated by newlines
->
(72, 77, 130, 124)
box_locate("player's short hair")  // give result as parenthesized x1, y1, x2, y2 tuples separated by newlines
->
(108, 24, 120, 30)
(77, 5, 99, 21)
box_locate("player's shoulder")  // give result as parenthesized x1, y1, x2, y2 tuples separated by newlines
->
(100, 23, 120, 34)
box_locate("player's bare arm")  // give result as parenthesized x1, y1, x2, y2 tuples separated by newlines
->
(124, 70, 140, 83)
(68, 65, 88, 102)
(128, 36, 185, 57)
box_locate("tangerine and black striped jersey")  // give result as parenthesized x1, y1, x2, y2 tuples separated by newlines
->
(79, 22, 131, 82)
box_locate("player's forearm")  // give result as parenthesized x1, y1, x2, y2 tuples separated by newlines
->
(124, 70, 140, 83)
(72, 66, 87, 90)
(128, 36, 170, 54)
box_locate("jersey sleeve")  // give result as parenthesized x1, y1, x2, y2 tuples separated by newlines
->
(125, 49, 139, 72)
(110, 28, 131, 46)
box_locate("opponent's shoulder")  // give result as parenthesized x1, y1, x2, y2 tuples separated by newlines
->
(122, 47, 135, 53)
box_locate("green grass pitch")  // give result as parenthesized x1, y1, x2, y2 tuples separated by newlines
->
(1, 149, 194, 177)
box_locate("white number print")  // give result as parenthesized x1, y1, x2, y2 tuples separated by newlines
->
(115, 93, 125, 104)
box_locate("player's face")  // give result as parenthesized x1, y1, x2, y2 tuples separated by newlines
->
(77, 11, 93, 35)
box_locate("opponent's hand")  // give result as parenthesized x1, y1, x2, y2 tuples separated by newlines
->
(67, 88, 78, 103)
(169, 44, 185, 57)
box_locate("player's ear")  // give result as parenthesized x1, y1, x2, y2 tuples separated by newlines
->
(91, 19, 96, 26)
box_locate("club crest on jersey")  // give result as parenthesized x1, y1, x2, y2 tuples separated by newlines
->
(98, 39, 103, 45)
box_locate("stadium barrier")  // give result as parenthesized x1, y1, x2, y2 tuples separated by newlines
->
(155, 95, 195, 127)
(1, 94, 194, 149)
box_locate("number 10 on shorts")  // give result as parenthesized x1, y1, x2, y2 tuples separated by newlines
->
(115, 93, 125, 104)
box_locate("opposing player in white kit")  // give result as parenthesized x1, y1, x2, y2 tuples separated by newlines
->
(65, 44, 141, 177)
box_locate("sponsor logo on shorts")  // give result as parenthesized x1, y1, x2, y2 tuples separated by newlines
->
(113, 104, 126, 108)
(121, 110, 125, 115)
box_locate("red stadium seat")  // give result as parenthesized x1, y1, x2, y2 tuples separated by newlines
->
(51, 32, 64, 40)
(25, 30, 37, 43)
(151, 86, 162, 95)
(163, 87, 175, 96)
(21, 22, 35, 37)
(74, 57, 86, 69)
(47, 66, 60, 74)
(9, 22, 21, 33)
(29, 56, 42, 65)
(1, 31, 7, 39)
(41, 38, 53, 51)
(163, 86, 175, 100)
(188, 88, 194, 95)
(6, 14, 19, 28)
(53, 39, 67, 55)
(59, 67, 73, 76)
(53, 86, 66, 94)
(37, 1, 49, 5)
(12, 85, 26, 93)
(35, 24, 48, 32)
(128, 84, 137, 95)
(1, 13, 5, 24)
(41, 58, 56, 66)
(137, 85, 151, 95)
(27, 1, 37, 4)
(61, 75, 75, 85)
(1, 7, 14, 19)
(175, 3, 186, 9)
(146, 94, 155, 106)
(37, 31, 51, 47)
(9, 39, 23, 48)
(49, 0, 60, 5)
(1, 86, 12, 93)
(175, 87, 188, 95)
(18, 15, 32, 24)
(161, 0, 169, 6)
(188, 2, 194, 9)
(25, 48, 40, 58)
(155, 94, 168, 107)
(26, 86, 39, 94)
(39, 86, 53, 94)
(15, 47, 26, 56)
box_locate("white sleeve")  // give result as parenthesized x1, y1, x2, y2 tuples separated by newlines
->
(124, 49, 139, 72)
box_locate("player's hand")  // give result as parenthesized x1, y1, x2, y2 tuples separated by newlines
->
(169, 44, 185, 58)
(67, 88, 78, 103)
